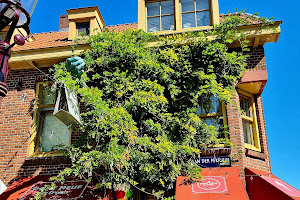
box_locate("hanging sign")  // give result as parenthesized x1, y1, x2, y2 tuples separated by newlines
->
(53, 84, 81, 126)
(192, 176, 227, 193)
(20, 181, 88, 200)
(192, 156, 231, 168)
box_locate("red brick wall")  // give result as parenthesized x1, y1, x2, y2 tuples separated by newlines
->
(246, 46, 266, 71)
(59, 14, 69, 31)
(226, 46, 271, 183)
(0, 69, 74, 185)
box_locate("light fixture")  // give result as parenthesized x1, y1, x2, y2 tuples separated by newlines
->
(0, 0, 37, 97)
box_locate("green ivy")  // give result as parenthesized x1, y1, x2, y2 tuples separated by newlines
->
(51, 11, 273, 199)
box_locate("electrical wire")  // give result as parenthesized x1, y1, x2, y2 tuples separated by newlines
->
(11, 50, 55, 82)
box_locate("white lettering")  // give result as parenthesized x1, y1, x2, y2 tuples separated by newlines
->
(59, 186, 67, 190)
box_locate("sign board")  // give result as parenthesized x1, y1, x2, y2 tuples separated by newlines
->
(192, 176, 227, 193)
(20, 181, 88, 200)
(262, 176, 300, 197)
(0, 179, 7, 195)
(54, 84, 82, 126)
(192, 156, 231, 168)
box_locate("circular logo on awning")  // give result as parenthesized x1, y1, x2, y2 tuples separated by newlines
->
(197, 178, 221, 190)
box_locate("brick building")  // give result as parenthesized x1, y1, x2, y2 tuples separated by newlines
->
(0, 0, 299, 200)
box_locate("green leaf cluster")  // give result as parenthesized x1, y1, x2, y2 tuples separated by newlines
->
(52, 12, 273, 198)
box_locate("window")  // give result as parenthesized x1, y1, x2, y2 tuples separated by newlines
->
(197, 95, 228, 139)
(77, 22, 90, 36)
(30, 82, 71, 156)
(239, 91, 261, 151)
(139, 0, 219, 33)
(147, 0, 175, 32)
(181, 0, 210, 28)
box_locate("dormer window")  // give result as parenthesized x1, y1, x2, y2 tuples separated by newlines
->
(181, 0, 210, 28)
(67, 7, 105, 40)
(147, 0, 175, 32)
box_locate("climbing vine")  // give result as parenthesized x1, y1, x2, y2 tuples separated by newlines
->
(51, 11, 273, 199)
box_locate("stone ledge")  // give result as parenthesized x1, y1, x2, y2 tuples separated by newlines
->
(245, 149, 267, 160)
(200, 148, 231, 157)
(24, 156, 70, 166)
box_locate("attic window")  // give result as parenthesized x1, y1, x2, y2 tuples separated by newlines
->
(181, 0, 210, 28)
(77, 22, 90, 36)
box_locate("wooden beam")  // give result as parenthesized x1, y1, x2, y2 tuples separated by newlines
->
(254, 37, 260, 47)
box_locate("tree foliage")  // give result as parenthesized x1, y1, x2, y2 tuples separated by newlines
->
(52, 12, 273, 199)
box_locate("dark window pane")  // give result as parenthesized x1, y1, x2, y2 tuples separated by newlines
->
(161, 15, 175, 31)
(198, 96, 220, 114)
(147, 17, 160, 32)
(161, 0, 174, 15)
(181, 0, 194, 12)
(147, 2, 159, 16)
(77, 23, 90, 36)
(243, 120, 253, 145)
(240, 96, 251, 117)
(201, 117, 222, 129)
(40, 85, 56, 105)
(196, 11, 210, 26)
(182, 13, 195, 28)
(201, 117, 224, 138)
(195, 0, 209, 10)
(39, 112, 70, 152)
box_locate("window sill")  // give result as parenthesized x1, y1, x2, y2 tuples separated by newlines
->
(25, 155, 70, 165)
(244, 143, 261, 152)
(29, 151, 65, 158)
(148, 26, 214, 36)
(200, 147, 231, 157)
(245, 149, 267, 160)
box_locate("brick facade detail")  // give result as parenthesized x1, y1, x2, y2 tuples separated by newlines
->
(246, 46, 266, 71)
(227, 46, 271, 181)
(59, 14, 69, 31)
(0, 69, 74, 185)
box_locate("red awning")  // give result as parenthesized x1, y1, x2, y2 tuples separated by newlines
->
(175, 167, 249, 200)
(245, 168, 300, 200)
(0, 175, 113, 200)
(0, 176, 50, 200)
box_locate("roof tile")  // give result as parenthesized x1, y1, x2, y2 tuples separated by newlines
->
(105, 23, 138, 32)
(12, 31, 76, 51)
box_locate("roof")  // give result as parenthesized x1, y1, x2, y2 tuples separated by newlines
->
(220, 13, 267, 25)
(105, 23, 138, 32)
(11, 14, 275, 52)
(12, 31, 76, 51)
(12, 23, 139, 52)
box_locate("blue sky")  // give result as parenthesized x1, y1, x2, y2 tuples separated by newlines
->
(28, 0, 300, 190)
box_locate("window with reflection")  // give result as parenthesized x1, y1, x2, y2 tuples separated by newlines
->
(239, 92, 261, 151)
(197, 95, 227, 138)
(240, 95, 255, 145)
(33, 82, 70, 154)
(147, 0, 175, 32)
(181, 0, 210, 28)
